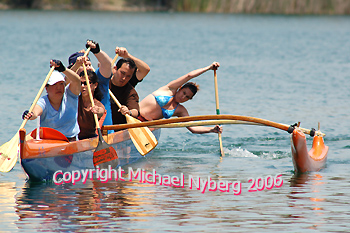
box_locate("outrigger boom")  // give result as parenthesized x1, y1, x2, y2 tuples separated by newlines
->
(103, 114, 328, 173)
(101, 114, 325, 137)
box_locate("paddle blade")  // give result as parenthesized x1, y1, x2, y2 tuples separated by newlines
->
(129, 127, 158, 156)
(93, 138, 119, 169)
(0, 134, 19, 172)
(126, 115, 158, 156)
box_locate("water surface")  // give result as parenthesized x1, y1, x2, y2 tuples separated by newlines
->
(0, 11, 349, 232)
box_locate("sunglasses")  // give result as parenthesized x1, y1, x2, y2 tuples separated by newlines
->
(81, 80, 94, 86)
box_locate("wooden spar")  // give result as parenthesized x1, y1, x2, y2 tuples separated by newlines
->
(151, 120, 262, 128)
(101, 115, 325, 137)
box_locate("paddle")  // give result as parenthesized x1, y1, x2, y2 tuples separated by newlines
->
(83, 63, 118, 169)
(0, 66, 55, 172)
(108, 89, 158, 156)
(214, 68, 225, 157)
(111, 53, 119, 68)
(83, 47, 91, 59)
(101, 115, 325, 137)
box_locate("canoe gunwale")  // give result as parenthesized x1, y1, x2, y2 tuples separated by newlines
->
(19, 127, 158, 160)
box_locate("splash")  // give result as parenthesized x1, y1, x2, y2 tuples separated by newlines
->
(223, 147, 258, 158)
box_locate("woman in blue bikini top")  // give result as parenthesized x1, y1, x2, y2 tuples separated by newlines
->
(152, 94, 178, 119)
(139, 62, 223, 135)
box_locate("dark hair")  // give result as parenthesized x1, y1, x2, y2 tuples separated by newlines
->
(79, 70, 103, 101)
(180, 82, 199, 97)
(116, 57, 137, 78)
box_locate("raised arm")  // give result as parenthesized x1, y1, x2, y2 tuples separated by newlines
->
(116, 47, 150, 81)
(86, 40, 112, 78)
(50, 60, 81, 96)
(167, 62, 220, 91)
(70, 59, 82, 73)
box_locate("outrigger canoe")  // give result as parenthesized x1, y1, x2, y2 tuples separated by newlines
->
(19, 127, 161, 182)
(18, 115, 329, 182)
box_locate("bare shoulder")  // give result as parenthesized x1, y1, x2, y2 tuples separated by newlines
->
(175, 104, 189, 117)
(153, 86, 175, 96)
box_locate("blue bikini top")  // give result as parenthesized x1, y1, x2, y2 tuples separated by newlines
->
(153, 94, 179, 119)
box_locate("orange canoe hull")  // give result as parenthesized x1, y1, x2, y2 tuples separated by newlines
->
(19, 127, 161, 182)
(291, 129, 328, 173)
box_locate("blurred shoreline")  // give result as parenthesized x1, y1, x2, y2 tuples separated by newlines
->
(1, 0, 350, 15)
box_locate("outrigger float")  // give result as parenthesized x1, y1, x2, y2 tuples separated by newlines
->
(1, 115, 328, 181)
(290, 123, 328, 173)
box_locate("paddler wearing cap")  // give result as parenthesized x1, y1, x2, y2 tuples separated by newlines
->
(22, 59, 81, 141)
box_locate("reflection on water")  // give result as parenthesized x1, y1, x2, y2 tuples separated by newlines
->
(289, 173, 326, 206)
(0, 182, 18, 223)
(15, 179, 163, 231)
(10, 162, 350, 232)
(287, 173, 327, 229)
(289, 172, 324, 187)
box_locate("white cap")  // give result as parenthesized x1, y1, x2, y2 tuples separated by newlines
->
(47, 71, 65, 85)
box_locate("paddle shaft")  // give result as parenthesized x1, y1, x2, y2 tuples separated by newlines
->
(108, 89, 134, 121)
(214, 69, 225, 156)
(83, 47, 91, 57)
(83, 61, 118, 168)
(214, 69, 220, 115)
(83, 63, 100, 128)
(109, 89, 132, 117)
(111, 54, 119, 68)
(21, 66, 56, 129)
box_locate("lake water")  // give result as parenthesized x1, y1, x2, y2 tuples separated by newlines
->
(0, 10, 350, 232)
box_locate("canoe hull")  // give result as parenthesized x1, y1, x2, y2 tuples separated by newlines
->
(291, 129, 328, 173)
(20, 128, 161, 182)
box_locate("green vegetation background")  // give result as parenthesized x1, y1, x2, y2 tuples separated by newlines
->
(1, 0, 350, 14)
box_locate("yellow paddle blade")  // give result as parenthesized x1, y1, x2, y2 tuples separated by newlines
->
(0, 133, 19, 172)
(108, 89, 158, 155)
(125, 115, 158, 156)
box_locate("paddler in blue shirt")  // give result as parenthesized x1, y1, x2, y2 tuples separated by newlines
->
(67, 40, 114, 133)
(22, 60, 81, 141)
